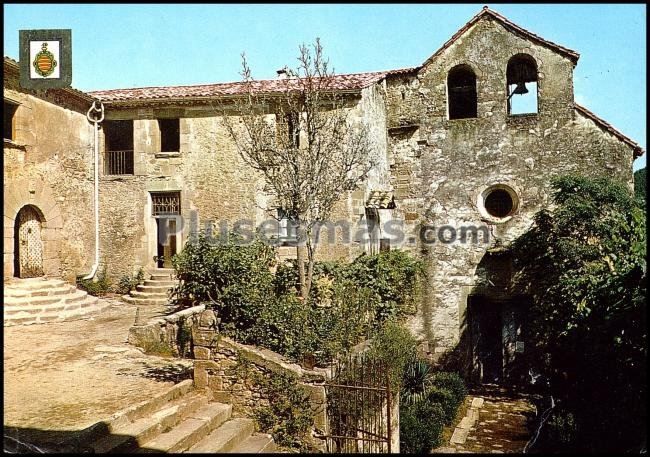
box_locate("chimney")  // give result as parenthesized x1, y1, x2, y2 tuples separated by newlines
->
(276, 67, 288, 79)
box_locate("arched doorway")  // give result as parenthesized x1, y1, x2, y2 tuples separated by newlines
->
(14, 205, 45, 278)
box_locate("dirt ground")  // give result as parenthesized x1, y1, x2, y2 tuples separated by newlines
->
(3, 298, 193, 443)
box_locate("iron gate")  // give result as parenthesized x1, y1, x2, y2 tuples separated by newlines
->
(324, 352, 392, 453)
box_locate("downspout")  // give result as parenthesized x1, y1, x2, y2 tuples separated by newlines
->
(83, 101, 104, 280)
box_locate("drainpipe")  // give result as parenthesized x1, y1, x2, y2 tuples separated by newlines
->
(83, 101, 104, 280)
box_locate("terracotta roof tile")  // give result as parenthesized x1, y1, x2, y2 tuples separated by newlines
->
(88, 71, 395, 102)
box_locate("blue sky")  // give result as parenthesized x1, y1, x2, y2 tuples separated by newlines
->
(4, 3, 646, 170)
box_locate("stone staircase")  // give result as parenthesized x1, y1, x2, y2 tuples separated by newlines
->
(123, 268, 178, 306)
(82, 380, 275, 454)
(3, 277, 110, 326)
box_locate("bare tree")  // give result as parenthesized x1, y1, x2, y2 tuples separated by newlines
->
(222, 39, 376, 299)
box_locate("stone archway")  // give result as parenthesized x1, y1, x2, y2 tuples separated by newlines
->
(4, 179, 63, 279)
(14, 205, 45, 278)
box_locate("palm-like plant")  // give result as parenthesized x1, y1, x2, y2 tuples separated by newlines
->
(401, 358, 435, 405)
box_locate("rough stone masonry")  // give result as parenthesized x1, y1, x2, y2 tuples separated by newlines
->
(4, 7, 643, 379)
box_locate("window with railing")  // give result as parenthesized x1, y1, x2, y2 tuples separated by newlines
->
(103, 120, 134, 175)
(151, 192, 181, 216)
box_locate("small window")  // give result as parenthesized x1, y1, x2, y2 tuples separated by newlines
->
(448, 65, 477, 120)
(103, 120, 134, 175)
(365, 207, 380, 254)
(4, 101, 18, 140)
(483, 188, 517, 219)
(151, 192, 181, 216)
(286, 112, 300, 148)
(507, 54, 538, 115)
(277, 208, 298, 245)
(159, 118, 180, 152)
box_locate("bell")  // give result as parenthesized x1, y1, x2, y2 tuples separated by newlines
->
(512, 81, 529, 95)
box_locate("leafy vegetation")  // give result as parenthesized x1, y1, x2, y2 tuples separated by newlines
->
(76, 266, 112, 297)
(115, 267, 145, 295)
(634, 167, 646, 201)
(510, 175, 646, 452)
(172, 234, 424, 366)
(399, 358, 466, 453)
(236, 358, 316, 452)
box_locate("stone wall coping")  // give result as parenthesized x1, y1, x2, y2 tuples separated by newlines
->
(212, 336, 327, 383)
(141, 304, 205, 327)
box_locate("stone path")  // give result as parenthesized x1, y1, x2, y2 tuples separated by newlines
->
(433, 384, 537, 454)
(4, 297, 193, 449)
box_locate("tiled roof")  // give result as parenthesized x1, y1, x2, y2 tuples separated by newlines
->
(420, 6, 580, 70)
(88, 71, 398, 102)
(575, 104, 644, 158)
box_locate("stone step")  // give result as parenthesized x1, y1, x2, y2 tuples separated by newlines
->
(143, 279, 178, 287)
(3, 294, 65, 307)
(3, 278, 67, 290)
(3, 285, 76, 298)
(130, 290, 170, 299)
(137, 284, 174, 293)
(187, 418, 256, 453)
(90, 392, 209, 453)
(122, 295, 171, 306)
(229, 433, 276, 453)
(4, 297, 107, 326)
(139, 403, 232, 453)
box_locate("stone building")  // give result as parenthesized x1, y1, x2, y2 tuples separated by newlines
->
(4, 7, 643, 381)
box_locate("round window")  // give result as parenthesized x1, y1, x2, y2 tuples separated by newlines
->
(478, 185, 519, 220)
(484, 188, 515, 218)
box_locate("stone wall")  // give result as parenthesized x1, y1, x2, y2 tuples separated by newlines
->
(381, 15, 638, 364)
(128, 304, 205, 357)
(4, 62, 96, 282)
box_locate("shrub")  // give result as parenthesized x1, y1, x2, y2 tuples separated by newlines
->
(115, 267, 145, 295)
(426, 386, 458, 425)
(368, 320, 418, 391)
(243, 365, 315, 452)
(400, 399, 446, 453)
(172, 233, 276, 340)
(431, 371, 467, 408)
(77, 266, 112, 297)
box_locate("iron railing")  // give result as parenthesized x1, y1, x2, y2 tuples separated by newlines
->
(104, 150, 134, 175)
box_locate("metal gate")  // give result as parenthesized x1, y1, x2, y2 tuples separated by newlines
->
(324, 352, 392, 453)
(16, 206, 44, 278)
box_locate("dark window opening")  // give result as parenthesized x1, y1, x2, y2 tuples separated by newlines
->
(484, 189, 515, 218)
(448, 65, 477, 120)
(104, 120, 134, 175)
(277, 208, 298, 246)
(507, 54, 538, 115)
(4, 101, 18, 140)
(286, 112, 300, 148)
(365, 207, 380, 254)
(380, 238, 391, 252)
(159, 118, 180, 152)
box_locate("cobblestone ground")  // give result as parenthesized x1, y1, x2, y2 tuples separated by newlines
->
(3, 298, 193, 449)
(434, 385, 537, 454)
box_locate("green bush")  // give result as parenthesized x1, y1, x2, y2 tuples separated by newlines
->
(77, 266, 112, 297)
(400, 399, 446, 453)
(172, 233, 276, 341)
(115, 267, 145, 295)
(432, 371, 467, 408)
(426, 386, 458, 425)
(368, 320, 418, 391)
(243, 365, 315, 452)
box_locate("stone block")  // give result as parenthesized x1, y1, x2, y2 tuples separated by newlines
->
(194, 346, 211, 360)
(471, 397, 484, 409)
(194, 365, 208, 389)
